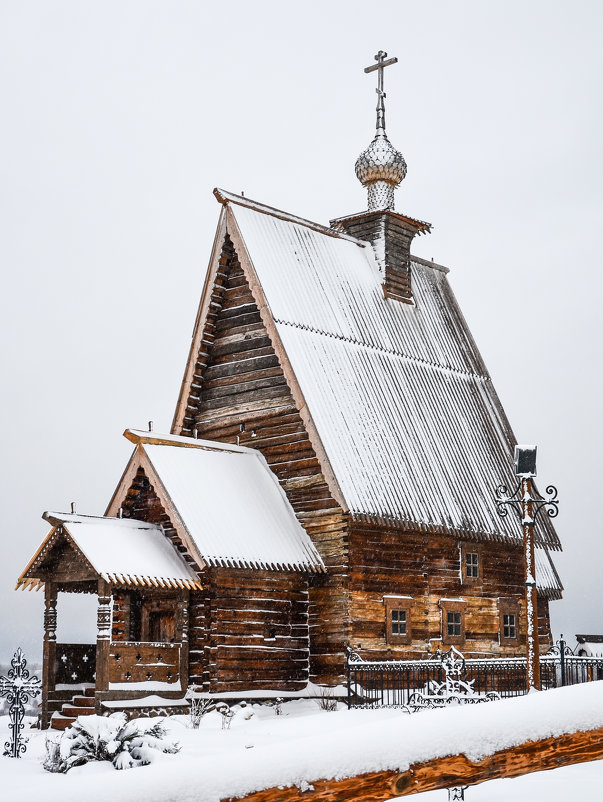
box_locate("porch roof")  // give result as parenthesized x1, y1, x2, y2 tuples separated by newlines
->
(107, 430, 326, 573)
(16, 512, 202, 591)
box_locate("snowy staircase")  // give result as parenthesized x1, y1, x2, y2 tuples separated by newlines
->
(50, 687, 96, 730)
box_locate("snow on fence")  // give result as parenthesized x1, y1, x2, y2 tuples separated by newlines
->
(346, 641, 603, 709)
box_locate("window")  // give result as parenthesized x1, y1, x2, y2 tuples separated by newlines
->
(391, 608, 407, 636)
(384, 596, 412, 644)
(499, 599, 520, 645)
(460, 543, 482, 584)
(465, 552, 479, 578)
(503, 613, 517, 640)
(447, 611, 462, 637)
(439, 599, 466, 644)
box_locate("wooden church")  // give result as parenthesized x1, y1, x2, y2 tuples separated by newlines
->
(18, 52, 562, 728)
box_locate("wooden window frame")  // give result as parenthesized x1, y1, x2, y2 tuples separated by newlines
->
(460, 543, 483, 585)
(384, 596, 413, 645)
(499, 598, 520, 646)
(439, 599, 466, 645)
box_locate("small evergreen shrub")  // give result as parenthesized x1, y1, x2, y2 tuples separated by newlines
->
(43, 713, 180, 773)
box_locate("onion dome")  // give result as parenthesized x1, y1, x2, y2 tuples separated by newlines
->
(355, 132, 407, 211)
(356, 51, 406, 212)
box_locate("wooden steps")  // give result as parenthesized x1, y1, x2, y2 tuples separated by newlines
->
(50, 687, 96, 730)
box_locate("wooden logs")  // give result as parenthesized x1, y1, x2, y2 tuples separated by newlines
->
(222, 726, 603, 802)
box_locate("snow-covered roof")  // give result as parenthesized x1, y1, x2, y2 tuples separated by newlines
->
(108, 430, 325, 573)
(17, 512, 202, 590)
(221, 194, 561, 552)
(575, 636, 603, 657)
(534, 546, 563, 599)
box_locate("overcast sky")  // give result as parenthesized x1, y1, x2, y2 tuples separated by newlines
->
(1, 1, 601, 660)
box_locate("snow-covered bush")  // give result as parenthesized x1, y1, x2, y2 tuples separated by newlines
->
(189, 695, 216, 729)
(315, 686, 338, 712)
(216, 702, 234, 729)
(43, 713, 180, 773)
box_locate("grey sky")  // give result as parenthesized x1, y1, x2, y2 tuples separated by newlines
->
(1, 0, 601, 659)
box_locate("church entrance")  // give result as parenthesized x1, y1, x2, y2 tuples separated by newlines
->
(147, 608, 176, 643)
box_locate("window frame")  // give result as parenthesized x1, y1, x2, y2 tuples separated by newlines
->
(460, 543, 483, 585)
(499, 598, 520, 645)
(384, 596, 413, 645)
(439, 599, 466, 645)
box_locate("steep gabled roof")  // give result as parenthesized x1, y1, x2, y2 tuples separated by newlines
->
(107, 430, 325, 572)
(17, 512, 202, 590)
(173, 190, 561, 553)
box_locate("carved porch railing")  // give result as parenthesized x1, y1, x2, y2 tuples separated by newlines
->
(107, 642, 182, 687)
(54, 643, 96, 686)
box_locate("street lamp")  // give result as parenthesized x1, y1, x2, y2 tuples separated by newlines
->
(495, 445, 559, 691)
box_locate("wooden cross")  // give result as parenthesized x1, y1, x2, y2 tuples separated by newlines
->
(0, 648, 41, 758)
(364, 50, 398, 100)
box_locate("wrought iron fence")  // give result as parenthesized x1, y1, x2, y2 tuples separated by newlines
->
(346, 640, 603, 709)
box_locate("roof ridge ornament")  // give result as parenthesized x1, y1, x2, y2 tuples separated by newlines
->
(355, 51, 407, 212)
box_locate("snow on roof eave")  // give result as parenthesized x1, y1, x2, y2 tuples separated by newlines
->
(15, 511, 203, 592)
(330, 208, 433, 236)
(98, 571, 202, 591)
(349, 510, 561, 552)
(42, 510, 161, 531)
(214, 188, 365, 246)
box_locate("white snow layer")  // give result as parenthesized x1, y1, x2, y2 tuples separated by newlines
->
(142, 442, 324, 571)
(3, 681, 603, 802)
(43, 513, 199, 587)
(230, 202, 560, 556)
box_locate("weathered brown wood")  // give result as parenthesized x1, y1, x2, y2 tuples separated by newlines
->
(222, 726, 603, 802)
(108, 642, 181, 684)
(41, 582, 57, 728)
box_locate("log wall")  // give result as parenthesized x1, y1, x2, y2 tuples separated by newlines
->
(348, 523, 551, 658)
(177, 236, 349, 684)
(194, 568, 310, 693)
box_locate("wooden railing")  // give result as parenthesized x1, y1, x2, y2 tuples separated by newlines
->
(54, 643, 96, 686)
(107, 642, 182, 686)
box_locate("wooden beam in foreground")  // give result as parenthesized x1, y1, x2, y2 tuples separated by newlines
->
(224, 726, 603, 802)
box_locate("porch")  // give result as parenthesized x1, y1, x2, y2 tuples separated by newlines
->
(47, 637, 188, 729)
(16, 511, 202, 728)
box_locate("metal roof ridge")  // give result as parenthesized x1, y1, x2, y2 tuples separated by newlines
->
(273, 318, 487, 380)
(214, 188, 366, 246)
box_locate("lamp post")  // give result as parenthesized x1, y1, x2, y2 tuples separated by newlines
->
(495, 445, 559, 692)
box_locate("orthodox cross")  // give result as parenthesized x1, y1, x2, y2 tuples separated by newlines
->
(0, 648, 41, 757)
(364, 51, 398, 132)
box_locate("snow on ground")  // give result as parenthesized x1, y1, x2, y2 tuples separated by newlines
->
(1, 682, 603, 802)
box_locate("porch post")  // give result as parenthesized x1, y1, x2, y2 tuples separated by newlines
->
(177, 589, 190, 694)
(95, 579, 112, 701)
(42, 582, 57, 728)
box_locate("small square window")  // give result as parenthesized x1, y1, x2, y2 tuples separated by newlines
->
(447, 611, 462, 637)
(465, 553, 479, 578)
(503, 613, 516, 640)
(385, 598, 412, 644)
(391, 609, 407, 636)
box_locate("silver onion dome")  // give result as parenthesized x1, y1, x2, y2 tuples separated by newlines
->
(355, 132, 407, 189)
(356, 51, 406, 212)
